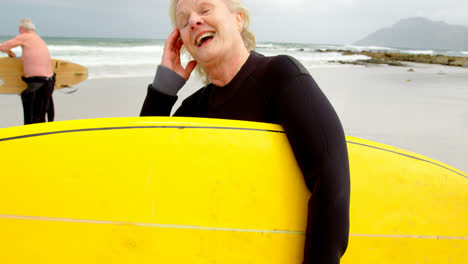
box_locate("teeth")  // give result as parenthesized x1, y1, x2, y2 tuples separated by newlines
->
(196, 32, 215, 46)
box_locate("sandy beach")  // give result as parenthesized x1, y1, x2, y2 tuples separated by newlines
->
(1, 62, 467, 173)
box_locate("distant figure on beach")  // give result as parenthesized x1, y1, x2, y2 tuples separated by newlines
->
(0, 18, 55, 125)
(140, 0, 350, 263)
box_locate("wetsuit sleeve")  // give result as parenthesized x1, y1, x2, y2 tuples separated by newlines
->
(274, 57, 350, 264)
(139, 65, 185, 116)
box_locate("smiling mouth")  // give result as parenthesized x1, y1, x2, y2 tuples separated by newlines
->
(196, 32, 215, 47)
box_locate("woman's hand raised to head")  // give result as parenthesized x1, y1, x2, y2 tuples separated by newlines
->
(161, 28, 197, 81)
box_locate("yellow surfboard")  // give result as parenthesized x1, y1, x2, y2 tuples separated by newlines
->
(0, 57, 88, 94)
(0, 117, 466, 263)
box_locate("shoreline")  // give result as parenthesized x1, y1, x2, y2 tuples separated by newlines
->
(318, 49, 468, 67)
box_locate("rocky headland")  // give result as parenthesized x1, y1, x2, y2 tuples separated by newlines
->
(355, 17, 468, 51)
(320, 49, 468, 67)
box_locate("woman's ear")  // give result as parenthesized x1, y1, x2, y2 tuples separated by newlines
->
(236, 12, 244, 32)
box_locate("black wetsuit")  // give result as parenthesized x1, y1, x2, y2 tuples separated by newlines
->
(141, 51, 350, 264)
(21, 74, 55, 125)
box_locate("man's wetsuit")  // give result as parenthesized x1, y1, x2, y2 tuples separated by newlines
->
(21, 74, 55, 125)
(141, 51, 350, 264)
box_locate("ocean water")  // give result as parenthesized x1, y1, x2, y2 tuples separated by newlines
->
(1, 36, 467, 79)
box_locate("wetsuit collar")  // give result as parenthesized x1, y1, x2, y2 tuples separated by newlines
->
(212, 51, 262, 88)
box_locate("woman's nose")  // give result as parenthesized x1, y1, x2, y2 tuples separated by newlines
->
(189, 13, 203, 29)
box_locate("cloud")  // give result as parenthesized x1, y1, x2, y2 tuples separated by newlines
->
(268, 0, 306, 9)
(2, 0, 468, 43)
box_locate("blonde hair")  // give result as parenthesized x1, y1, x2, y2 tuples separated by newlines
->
(19, 18, 36, 31)
(169, 0, 256, 84)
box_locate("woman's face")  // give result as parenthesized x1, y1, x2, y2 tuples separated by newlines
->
(176, 0, 244, 64)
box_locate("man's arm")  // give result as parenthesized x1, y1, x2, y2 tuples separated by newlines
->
(0, 35, 23, 55)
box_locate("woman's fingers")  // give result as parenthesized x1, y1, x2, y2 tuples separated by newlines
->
(162, 29, 182, 69)
(161, 28, 196, 81)
(175, 38, 184, 52)
(165, 29, 180, 50)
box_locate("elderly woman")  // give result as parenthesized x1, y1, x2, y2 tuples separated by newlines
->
(140, 0, 350, 263)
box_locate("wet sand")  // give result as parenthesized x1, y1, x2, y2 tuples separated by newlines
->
(0, 63, 467, 173)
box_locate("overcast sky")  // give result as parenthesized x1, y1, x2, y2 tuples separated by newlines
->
(1, 0, 468, 44)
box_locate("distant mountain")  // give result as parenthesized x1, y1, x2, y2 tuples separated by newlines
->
(355, 17, 468, 51)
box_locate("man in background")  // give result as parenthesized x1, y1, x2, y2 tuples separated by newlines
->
(0, 18, 55, 124)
